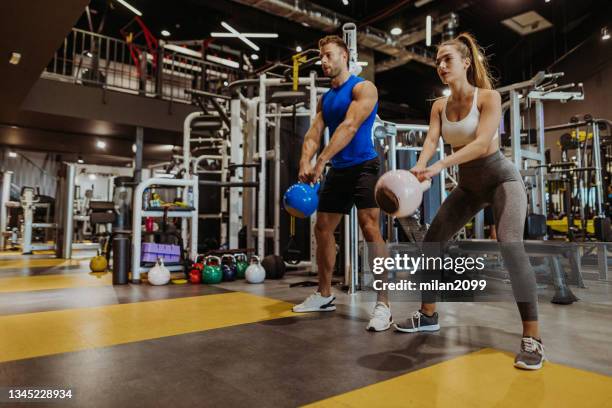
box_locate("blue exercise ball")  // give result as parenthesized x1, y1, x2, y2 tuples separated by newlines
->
(283, 182, 320, 218)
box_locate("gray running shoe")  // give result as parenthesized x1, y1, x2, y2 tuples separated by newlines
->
(514, 337, 545, 370)
(393, 310, 440, 333)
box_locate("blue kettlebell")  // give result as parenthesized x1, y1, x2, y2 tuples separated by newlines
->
(283, 182, 320, 218)
(221, 254, 237, 281)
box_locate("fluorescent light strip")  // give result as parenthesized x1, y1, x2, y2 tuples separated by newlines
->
(426, 15, 432, 47)
(211, 33, 278, 38)
(220, 22, 260, 51)
(116, 0, 142, 16)
(414, 0, 435, 7)
(164, 44, 203, 58)
(206, 54, 240, 69)
(315, 61, 368, 66)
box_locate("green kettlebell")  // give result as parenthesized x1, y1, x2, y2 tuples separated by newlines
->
(235, 253, 248, 279)
(202, 255, 223, 284)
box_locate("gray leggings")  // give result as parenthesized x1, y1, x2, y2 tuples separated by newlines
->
(423, 150, 538, 321)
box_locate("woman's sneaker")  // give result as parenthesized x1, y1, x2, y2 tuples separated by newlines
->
(366, 302, 393, 332)
(292, 292, 336, 313)
(514, 337, 545, 370)
(393, 310, 440, 333)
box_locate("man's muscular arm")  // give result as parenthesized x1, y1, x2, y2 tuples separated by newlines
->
(298, 98, 326, 183)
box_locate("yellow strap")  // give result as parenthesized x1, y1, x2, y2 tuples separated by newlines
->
(292, 53, 307, 91)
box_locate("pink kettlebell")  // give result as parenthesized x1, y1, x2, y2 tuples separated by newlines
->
(374, 170, 431, 217)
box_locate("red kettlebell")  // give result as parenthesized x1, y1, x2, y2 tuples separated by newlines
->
(189, 262, 203, 284)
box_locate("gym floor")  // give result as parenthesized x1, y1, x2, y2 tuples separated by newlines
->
(1, 255, 611, 407)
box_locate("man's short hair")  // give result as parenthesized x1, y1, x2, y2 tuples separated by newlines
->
(318, 35, 349, 58)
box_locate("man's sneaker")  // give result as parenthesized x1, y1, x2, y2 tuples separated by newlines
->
(514, 337, 545, 370)
(292, 292, 336, 313)
(366, 302, 393, 332)
(393, 310, 440, 333)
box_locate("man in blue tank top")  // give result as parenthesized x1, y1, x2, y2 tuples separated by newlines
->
(292, 36, 392, 332)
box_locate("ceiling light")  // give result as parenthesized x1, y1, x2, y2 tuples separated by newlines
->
(442, 88, 451, 97)
(211, 33, 278, 38)
(8, 151, 17, 158)
(342, 0, 349, 5)
(88, 174, 97, 180)
(251, 54, 259, 60)
(96, 140, 107, 149)
(86, 51, 93, 58)
(77, 157, 84, 164)
(415, 0, 435, 6)
(116, 0, 142, 16)
(132, 144, 137, 153)
(296, 45, 303, 52)
(164, 44, 202, 58)
(220, 22, 260, 51)
(390, 27, 402, 36)
(161, 30, 171, 37)
(206, 54, 240, 68)
(316, 61, 368, 66)
(223, 81, 229, 86)
(545, 0, 551, 2)
(602, 27, 610, 41)
(9, 52, 21, 65)
(426, 16, 432, 47)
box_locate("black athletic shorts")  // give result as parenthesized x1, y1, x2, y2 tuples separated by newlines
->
(318, 157, 380, 214)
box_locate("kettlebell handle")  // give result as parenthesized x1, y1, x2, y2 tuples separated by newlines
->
(420, 179, 432, 192)
(206, 255, 221, 265)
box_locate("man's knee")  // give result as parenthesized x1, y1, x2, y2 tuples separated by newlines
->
(315, 220, 335, 239)
(360, 221, 381, 242)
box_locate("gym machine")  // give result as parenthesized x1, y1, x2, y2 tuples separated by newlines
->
(226, 71, 327, 262)
(497, 71, 584, 239)
(0, 170, 57, 254)
(543, 116, 611, 241)
(19, 187, 56, 254)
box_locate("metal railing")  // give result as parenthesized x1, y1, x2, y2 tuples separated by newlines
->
(44, 28, 247, 103)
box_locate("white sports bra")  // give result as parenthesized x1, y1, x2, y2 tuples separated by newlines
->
(441, 88, 498, 148)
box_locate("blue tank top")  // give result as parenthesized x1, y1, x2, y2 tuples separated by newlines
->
(321, 75, 378, 168)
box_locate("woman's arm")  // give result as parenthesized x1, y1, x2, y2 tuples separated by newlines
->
(421, 90, 501, 179)
(414, 98, 444, 169)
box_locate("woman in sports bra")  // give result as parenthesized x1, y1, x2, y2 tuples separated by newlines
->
(393, 33, 545, 370)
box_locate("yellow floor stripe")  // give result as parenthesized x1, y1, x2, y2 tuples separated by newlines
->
(0, 271, 110, 293)
(0, 258, 80, 270)
(0, 292, 296, 363)
(306, 348, 612, 408)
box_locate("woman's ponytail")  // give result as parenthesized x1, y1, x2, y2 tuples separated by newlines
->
(441, 32, 494, 89)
